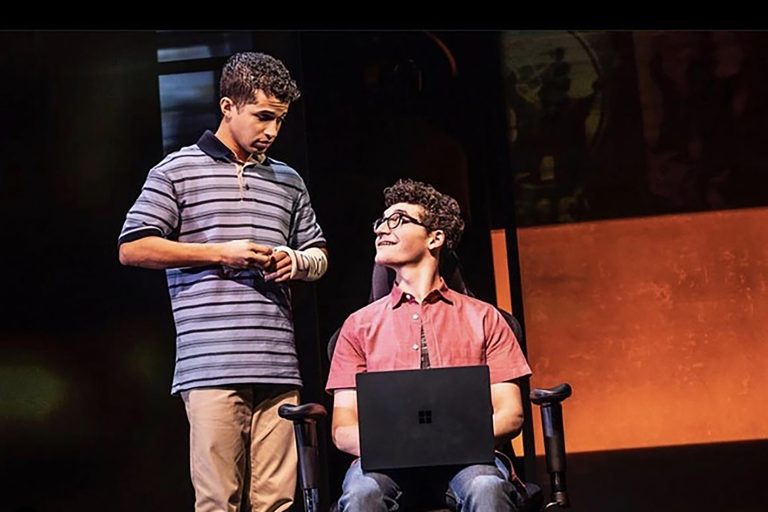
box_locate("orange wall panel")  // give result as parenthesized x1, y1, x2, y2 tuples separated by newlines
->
(517, 208, 768, 453)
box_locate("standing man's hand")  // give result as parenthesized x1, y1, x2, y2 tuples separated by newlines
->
(219, 240, 274, 269)
(263, 251, 293, 282)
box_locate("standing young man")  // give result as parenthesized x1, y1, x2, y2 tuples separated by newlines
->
(119, 52, 328, 512)
(326, 179, 531, 511)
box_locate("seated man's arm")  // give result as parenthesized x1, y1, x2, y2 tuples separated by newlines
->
(332, 388, 360, 457)
(491, 380, 524, 446)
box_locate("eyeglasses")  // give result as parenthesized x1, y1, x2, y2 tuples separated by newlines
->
(372, 211, 427, 232)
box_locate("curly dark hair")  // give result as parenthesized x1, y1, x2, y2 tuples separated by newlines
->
(383, 178, 465, 250)
(220, 52, 301, 106)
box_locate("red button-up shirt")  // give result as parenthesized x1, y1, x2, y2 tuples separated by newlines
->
(326, 281, 532, 391)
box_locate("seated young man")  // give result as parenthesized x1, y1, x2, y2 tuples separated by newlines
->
(325, 179, 532, 511)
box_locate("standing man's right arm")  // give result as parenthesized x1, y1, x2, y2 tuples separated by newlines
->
(331, 389, 361, 457)
(118, 165, 274, 271)
(119, 237, 274, 270)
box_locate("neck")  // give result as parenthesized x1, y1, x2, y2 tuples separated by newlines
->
(394, 260, 441, 302)
(214, 125, 250, 162)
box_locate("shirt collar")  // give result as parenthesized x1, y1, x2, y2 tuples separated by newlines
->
(196, 130, 267, 164)
(389, 278, 455, 308)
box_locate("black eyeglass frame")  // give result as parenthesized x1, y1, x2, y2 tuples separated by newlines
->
(372, 211, 428, 232)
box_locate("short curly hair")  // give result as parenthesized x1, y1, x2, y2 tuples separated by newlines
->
(383, 179, 465, 250)
(220, 52, 301, 106)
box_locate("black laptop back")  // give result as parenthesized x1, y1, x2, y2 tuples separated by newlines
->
(356, 365, 495, 471)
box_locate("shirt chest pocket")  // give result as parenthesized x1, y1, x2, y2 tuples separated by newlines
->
(435, 327, 486, 365)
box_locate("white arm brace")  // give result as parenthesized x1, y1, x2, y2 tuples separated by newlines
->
(272, 246, 328, 281)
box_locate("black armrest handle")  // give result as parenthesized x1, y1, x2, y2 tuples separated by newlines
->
(530, 383, 572, 405)
(278, 403, 327, 422)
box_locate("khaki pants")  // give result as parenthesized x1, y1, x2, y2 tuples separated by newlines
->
(181, 385, 299, 512)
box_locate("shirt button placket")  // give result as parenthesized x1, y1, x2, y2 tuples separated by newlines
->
(411, 307, 421, 359)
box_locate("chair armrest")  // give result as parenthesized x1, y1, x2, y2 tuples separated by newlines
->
(530, 383, 572, 405)
(278, 403, 327, 422)
(530, 383, 572, 509)
(279, 402, 327, 509)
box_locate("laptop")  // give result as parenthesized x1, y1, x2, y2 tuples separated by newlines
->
(356, 365, 495, 471)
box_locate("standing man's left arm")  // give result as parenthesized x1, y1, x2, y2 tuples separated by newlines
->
(491, 381, 525, 446)
(264, 178, 328, 282)
(264, 246, 327, 282)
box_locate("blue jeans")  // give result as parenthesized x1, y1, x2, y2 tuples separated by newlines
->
(338, 457, 520, 511)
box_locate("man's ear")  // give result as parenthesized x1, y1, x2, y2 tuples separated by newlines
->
(220, 97, 236, 118)
(428, 230, 446, 250)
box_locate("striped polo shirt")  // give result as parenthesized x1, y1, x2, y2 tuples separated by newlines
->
(119, 131, 326, 394)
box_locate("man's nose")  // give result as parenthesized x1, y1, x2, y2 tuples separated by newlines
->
(374, 221, 390, 235)
(264, 121, 279, 139)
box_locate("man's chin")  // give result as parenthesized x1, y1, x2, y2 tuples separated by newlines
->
(374, 253, 394, 267)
